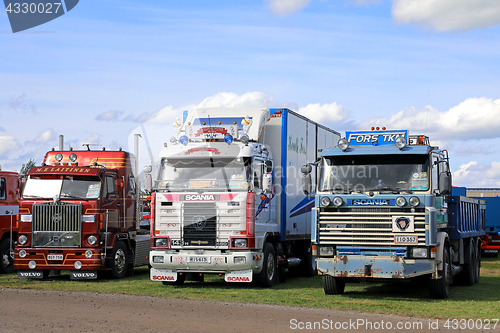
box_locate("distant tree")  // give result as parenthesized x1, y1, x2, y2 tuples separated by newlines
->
(20, 159, 36, 176)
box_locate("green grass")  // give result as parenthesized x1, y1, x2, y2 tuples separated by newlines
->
(1, 258, 499, 319)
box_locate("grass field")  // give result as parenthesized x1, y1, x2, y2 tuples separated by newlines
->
(1, 258, 499, 319)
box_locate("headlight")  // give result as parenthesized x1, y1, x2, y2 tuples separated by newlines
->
(153, 256, 164, 263)
(20, 214, 32, 222)
(395, 137, 406, 149)
(234, 256, 246, 264)
(333, 196, 343, 207)
(319, 246, 334, 256)
(240, 134, 249, 145)
(74, 261, 82, 270)
(18, 235, 28, 245)
(28, 260, 36, 269)
(320, 196, 331, 207)
(155, 238, 168, 247)
(87, 235, 98, 245)
(85, 250, 93, 259)
(19, 250, 27, 258)
(396, 196, 407, 207)
(409, 196, 420, 207)
(338, 138, 349, 151)
(411, 248, 427, 258)
(233, 238, 248, 248)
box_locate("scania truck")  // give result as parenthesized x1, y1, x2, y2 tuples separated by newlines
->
(146, 107, 340, 287)
(302, 129, 485, 299)
(0, 171, 19, 273)
(15, 148, 150, 279)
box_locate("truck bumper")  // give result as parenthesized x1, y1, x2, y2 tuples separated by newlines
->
(317, 255, 436, 279)
(14, 247, 106, 272)
(149, 249, 262, 276)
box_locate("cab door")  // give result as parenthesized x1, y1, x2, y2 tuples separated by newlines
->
(101, 175, 120, 231)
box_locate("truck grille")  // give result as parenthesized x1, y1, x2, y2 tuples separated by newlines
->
(318, 208, 426, 246)
(32, 202, 82, 247)
(182, 202, 217, 246)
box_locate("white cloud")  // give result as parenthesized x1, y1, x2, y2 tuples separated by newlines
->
(359, 97, 500, 141)
(392, 0, 500, 32)
(298, 102, 350, 124)
(34, 129, 55, 143)
(0, 136, 20, 158)
(96, 110, 124, 121)
(193, 92, 275, 109)
(8, 93, 37, 114)
(79, 134, 101, 150)
(266, 0, 312, 17)
(453, 161, 500, 187)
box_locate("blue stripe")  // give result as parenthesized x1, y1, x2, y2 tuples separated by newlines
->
(280, 108, 288, 242)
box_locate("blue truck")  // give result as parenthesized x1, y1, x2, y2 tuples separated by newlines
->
(301, 129, 486, 299)
(456, 187, 500, 258)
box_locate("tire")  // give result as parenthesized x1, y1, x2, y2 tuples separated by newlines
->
(0, 238, 15, 274)
(302, 245, 317, 277)
(255, 243, 276, 288)
(429, 246, 451, 299)
(461, 239, 476, 286)
(162, 272, 185, 285)
(475, 238, 481, 284)
(323, 275, 345, 295)
(110, 241, 128, 279)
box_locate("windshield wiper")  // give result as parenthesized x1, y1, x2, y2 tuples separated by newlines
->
(374, 187, 401, 194)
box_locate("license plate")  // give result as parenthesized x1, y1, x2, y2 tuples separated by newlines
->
(394, 235, 418, 244)
(189, 256, 209, 263)
(47, 254, 63, 260)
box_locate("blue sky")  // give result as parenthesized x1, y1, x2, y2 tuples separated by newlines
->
(1, 0, 500, 187)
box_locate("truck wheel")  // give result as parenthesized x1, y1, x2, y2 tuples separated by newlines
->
(429, 246, 451, 299)
(110, 241, 128, 279)
(302, 245, 317, 277)
(323, 275, 345, 295)
(162, 272, 185, 285)
(475, 238, 481, 284)
(0, 238, 15, 274)
(255, 243, 276, 288)
(461, 239, 477, 286)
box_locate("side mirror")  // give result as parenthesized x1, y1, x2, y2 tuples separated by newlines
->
(301, 164, 312, 175)
(143, 165, 153, 174)
(302, 173, 312, 196)
(262, 173, 272, 193)
(144, 174, 153, 193)
(265, 160, 273, 173)
(439, 172, 452, 195)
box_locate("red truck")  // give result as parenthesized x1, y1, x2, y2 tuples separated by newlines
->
(0, 171, 20, 273)
(15, 149, 150, 279)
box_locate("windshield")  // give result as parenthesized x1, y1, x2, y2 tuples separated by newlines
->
(22, 176, 102, 200)
(155, 157, 251, 191)
(319, 154, 430, 193)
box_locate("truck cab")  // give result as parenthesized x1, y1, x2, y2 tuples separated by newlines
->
(15, 149, 148, 279)
(303, 129, 484, 299)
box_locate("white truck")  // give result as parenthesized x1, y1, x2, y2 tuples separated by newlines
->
(145, 107, 339, 287)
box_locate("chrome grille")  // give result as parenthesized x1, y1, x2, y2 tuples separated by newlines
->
(319, 208, 426, 246)
(32, 202, 82, 247)
(182, 202, 217, 247)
